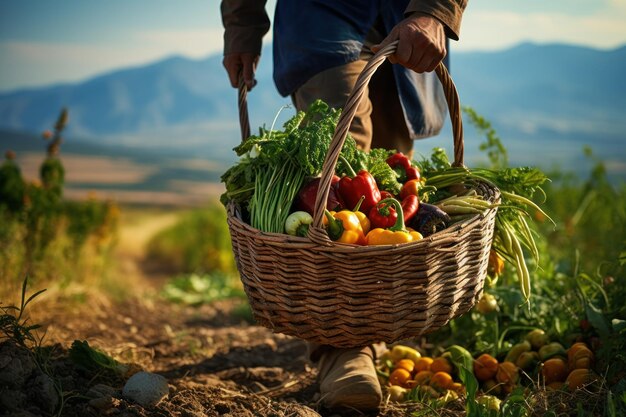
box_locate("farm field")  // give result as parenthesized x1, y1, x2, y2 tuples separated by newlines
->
(1, 111, 625, 417)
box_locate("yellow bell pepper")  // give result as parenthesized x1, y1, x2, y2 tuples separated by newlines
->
(351, 195, 371, 235)
(324, 209, 366, 245)
(366, 198, 423, 245)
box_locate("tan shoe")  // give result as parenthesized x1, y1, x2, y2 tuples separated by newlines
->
(317, 346, 382, 411)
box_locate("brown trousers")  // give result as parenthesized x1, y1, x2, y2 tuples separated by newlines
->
(291, 58, 414, 158)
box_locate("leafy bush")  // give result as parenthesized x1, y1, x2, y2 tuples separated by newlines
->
(146, 204, 236, 274)
(0, 109, 119, 296)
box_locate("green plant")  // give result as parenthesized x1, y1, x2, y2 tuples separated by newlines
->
(161, 272, 245, 305)
(0, 277, 46, 347)
(1, 108, 119, 295)
(146, 204, 236, 274)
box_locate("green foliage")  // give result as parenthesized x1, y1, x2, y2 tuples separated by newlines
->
(416, 110, 625, 416)
(222, 100, 365, 232)
(0, 278, 46, 347)
(0, 108, 119, 295)
(463, 106, 509, 170)
(146, 204, 235, 274)
(365, 148, 403, 195)
(161, 272, 245, 305)
(68, 340, 127, 378)
(0, 155, 26, 212)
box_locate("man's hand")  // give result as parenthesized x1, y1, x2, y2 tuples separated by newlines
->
(371, 13, 446, 73)
(223, 52, 260, 90)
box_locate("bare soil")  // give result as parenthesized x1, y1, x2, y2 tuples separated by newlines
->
(0, 210, 444, 417)
(2, 295, 450, 417)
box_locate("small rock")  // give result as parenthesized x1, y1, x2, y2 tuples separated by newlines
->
(122, 371, 169, 407)
(86, 383, 117, 399)
(31, 373, 59, 413)
(89, 395, 114, 410)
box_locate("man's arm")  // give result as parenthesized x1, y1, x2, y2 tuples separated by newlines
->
(405, 0, 468, 40)
(221, 0, 270, 89)
(372, 0, 468, 73)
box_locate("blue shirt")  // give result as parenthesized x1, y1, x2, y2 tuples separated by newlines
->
(272, 0, 448, 139)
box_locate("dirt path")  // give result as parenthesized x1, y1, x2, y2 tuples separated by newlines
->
(114, 208, 183, 289)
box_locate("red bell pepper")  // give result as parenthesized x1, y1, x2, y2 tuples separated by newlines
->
(337, 159, 381, 215)
(294, 175, 344, 215)
(380, 190, 395, 200)
(387, 152, 420, 182)
(369, 200, 398, 229)
(338, 170, 381, 215)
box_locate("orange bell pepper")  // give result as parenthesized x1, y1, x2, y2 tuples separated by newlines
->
(366, 198, 423, 245)
(399, 178, 422, 200)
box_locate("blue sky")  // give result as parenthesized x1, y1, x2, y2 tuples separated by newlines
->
(1, 0, 625, 92)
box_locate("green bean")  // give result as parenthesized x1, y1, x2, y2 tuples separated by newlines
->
(511, 229, 531, 303)
(501, 190, 555, 226)
(438, 204, 485, 215)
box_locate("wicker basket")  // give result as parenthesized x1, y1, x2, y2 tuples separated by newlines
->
(226, 41, 499, 348)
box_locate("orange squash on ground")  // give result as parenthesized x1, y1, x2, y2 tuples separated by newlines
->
(430, 357, 453, 374)
(496, 362, 519, 385)
(542, 357, 569, 384)
(474, 353, 499, 382)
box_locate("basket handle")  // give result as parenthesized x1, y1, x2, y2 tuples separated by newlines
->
(236, 41, 465, 243)
(310, 40, 465, 232)
(237, 72, 251, 143)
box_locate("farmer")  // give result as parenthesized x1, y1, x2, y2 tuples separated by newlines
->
(221, 0, 469, 411)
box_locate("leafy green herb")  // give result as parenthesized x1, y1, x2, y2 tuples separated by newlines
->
(365, 148, 402, 195)
(221, 100, 360, 233)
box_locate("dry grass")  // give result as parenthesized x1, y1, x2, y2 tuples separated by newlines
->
(17, 152, 156, 184)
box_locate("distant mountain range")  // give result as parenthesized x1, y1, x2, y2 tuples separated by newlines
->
(1, 42, 625, 178)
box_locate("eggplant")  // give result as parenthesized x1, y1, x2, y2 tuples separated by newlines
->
(409, 202, 451, 237)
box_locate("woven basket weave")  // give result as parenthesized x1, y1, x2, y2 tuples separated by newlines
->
(226, 41, 499, 348)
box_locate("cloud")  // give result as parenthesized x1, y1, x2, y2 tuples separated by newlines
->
(456, 8, 626, 51)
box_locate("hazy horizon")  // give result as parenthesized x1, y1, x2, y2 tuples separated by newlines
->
(2, 0, 626, 92)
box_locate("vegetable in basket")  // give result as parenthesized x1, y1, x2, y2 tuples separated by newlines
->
(415, 145, 553, 302)
(220, 100, 362, 233)
(386, 152, 420, 183)
(366, 198, 423, 245)
(408, 202, 451, 237)
(401, 194, 420, 223)
(284, 211, 314, 237)
(324, 209, 367, 245)
(399, 178, 422, 200)
(337, 162, 381, 215)
(293, 175, 344, 215)
(368, 199, 398, 229)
